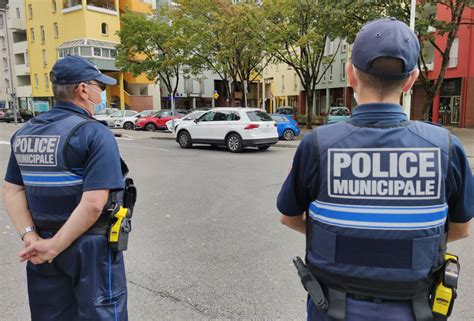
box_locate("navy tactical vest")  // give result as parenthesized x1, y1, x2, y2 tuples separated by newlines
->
(11, 114, 94, 226)
(307, 120, 451, 300)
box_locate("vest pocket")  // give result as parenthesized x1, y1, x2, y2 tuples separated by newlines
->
(310, 223, 336, 263)
(412, 234, 439, 270)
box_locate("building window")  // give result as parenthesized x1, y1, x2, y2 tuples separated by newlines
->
(448, 37, 459, 68)
(328, 65, 333, 82)
(294, 73, 297, 90)
(28, 4, 33, 18)
(40, 26, 45, 43)
(16, 8, 21, 19)
(54, 23, 59, 37)
(341, 59, 346, 80)
(87, 0, 116, 11)
(63, 0, 82, 9)
(93, 47, 101, 56)
(30, 28, 35, 42)
(0, 15, 3, 28)
(322, 65, 326, 83)
(45, 74, 50, 89)
(3, 57, 8, 70)
(43, 49, 47, 66)
(341, 40, 347, 53)
(34, 74, 39, 87)
(0, 36, 5, 49)
(101, 23, 108, 35)
(281, 75, 285, 92)
(25, 50, 29, 66)
(52, 0, 57, 12)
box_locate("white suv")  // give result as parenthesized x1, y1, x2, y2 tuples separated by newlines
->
(175, 108, 278, 152)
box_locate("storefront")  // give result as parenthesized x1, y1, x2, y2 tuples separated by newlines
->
(439, 78, 462, 126)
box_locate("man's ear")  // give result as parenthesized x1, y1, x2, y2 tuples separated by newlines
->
(401, 69, 419, 93)
(347, 63, 358, 89)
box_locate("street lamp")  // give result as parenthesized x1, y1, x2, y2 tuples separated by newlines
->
(403, 0, 417, 120)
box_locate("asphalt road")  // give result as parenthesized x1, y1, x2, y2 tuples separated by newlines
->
(0, 123, 473, 321)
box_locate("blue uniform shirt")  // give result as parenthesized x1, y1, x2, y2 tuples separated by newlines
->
(5, 101, 124, 192)
(277, 103, 473, 223)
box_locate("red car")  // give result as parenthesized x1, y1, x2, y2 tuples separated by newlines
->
(135, 110, 185, 131)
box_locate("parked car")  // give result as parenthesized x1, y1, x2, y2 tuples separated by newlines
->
(5, 109, 25, 123)
(103, 110, 138, 127)
(0, 108, 7, 121)
(275, 106, 298, 121)
(165, 110, 207, 132)
(271, 114, 300, 141)
(93, 108, 119, 121)
(176, 108, 278, 153)
(114, 109, 157, 130)
(326, 106, 351, 124)
(135, 109, 185, 131)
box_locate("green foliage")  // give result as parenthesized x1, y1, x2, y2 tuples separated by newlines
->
(170, 0, 268, 106)
(262, 0, 373, 127)
(116, 10, 187, 95)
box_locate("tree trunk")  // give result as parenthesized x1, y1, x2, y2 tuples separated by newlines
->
(306, 89, 313, 130)
(422, 89, 436, 121)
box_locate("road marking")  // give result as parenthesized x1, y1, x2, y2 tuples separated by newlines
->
(0, 141, 10, 145)
(116, 137, 134, 141)
(118, 143, 169, 152)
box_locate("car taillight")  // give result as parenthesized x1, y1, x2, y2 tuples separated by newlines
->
(244, 124, 260, 130)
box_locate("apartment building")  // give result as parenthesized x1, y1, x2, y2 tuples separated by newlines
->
(24, 0, 160, 112)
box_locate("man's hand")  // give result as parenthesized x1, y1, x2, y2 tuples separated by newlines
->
(22, 232, 46, 265)
(19, 238, 60, 264)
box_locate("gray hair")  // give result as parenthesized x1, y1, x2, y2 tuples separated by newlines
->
(52, 83, 78, 101)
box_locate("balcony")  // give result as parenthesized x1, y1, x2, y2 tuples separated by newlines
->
(110, 86, 153, 111)
(8, 17, 25, 30)
(62, 0, 83, 13)
(86, 0, 118, 15)
(119, 0, 152, 13)
(16, 85, 32, 98)
(13, 41, 28, 55)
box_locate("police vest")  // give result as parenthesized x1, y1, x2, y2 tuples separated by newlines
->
(307, 120, 451, 300)
(11, 113, 97, 226)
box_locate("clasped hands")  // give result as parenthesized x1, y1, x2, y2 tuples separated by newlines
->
(18, 233, 60, 265)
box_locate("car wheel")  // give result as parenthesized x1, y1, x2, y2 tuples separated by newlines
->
(123, 122, 134, 130)
(282, 129, 295, 141)
(258, 145, 271, 151)
(226, 133, 243, 153)
(144, 123, 157, 131)
(178, 131, 192, 148)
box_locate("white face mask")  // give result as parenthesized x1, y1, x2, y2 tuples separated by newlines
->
(86, 84, 106, 113)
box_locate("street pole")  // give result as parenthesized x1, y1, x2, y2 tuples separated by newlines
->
(171, 92, 175, 133)
(403, 0, 417, 120)
(1, 8, 18, 124)
(244, 80, 248, 107)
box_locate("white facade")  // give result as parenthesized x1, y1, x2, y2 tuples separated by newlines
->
(1, 0, 32, 110)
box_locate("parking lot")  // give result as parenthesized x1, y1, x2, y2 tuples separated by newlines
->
(0, 122, 473, 320)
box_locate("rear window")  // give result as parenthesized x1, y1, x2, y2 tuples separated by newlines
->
(329, 108, 350, 116)
(246, 111, 273, 122)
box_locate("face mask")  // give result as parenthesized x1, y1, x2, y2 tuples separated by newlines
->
(353, 92, 359, 105)
(94, 91, 107, 113)
(87, 84, 107, 113)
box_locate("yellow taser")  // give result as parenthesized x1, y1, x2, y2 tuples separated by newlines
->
(109, 206, 129, 244)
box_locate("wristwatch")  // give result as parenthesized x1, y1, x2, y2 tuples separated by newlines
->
(20, 226, 37, 241)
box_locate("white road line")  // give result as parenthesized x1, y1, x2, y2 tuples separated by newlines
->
(116, 137, 134, 141)
(0, 141, 10, 145)
(118, 143, 169, 152)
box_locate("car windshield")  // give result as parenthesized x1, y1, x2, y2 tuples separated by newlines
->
(247, 111, 273, 122)
(110, 111, 122, 117)
(184, 111, 205, 120)
(329, 108, 350, 116)
(271, 115, 287, 122)
(94, 109, 108, 116)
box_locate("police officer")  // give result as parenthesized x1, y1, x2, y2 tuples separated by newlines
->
(277, 18, 472, 321)
(3, 56, 128, 320)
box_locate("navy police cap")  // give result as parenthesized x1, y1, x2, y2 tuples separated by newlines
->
(352, 17, 420, 80)
(50, 55, 117, 85)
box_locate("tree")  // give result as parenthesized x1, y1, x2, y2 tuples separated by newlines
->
(116, 11, 187, 106)
(169, 0, 268, 107)
(262, 0, 369, 128)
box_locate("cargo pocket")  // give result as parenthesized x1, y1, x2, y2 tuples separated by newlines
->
(94, 290, 127, 321)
